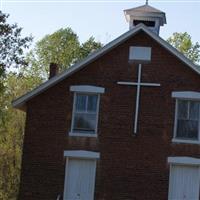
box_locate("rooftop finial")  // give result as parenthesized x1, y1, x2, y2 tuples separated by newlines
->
(146, 0, 148, 5)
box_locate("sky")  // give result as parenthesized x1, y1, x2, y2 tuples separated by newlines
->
(2, 0, 200, 47)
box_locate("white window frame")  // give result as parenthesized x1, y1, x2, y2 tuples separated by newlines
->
(69, 85, 105, 137)
(172, 91, 200, 144)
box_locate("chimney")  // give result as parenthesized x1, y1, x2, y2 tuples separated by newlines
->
(49, 63, 59, 79)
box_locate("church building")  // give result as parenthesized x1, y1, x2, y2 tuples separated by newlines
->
(13, 2, 200, 200)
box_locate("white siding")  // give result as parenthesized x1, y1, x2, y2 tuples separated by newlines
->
(64, 158, 96, 200)
(169, 165, 200, 200)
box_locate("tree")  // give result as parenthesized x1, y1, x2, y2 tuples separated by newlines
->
(34, 28, 80, 73)
(0, 11, 35, 199)
(0, 72, 43, 200)
(167, 32, 200, 64)
(0, 11, 32, 91)
(78, 37, 102, 60)
(28, 28, 102, 78)
(0, 26, 102, 199)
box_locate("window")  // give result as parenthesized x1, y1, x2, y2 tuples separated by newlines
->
(69, 85, 105, 137)
(172, 92, 200, 144)
(72, 93, 99, 134)
(176, 100, 199, 140)
(133, 20, 155, 27)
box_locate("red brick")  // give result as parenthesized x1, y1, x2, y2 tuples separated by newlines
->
(18, 31, 200, 200)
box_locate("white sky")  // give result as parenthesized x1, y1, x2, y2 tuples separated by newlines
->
(2, 1, 200, 46)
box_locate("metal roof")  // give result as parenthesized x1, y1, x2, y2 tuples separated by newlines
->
(124, 4, 167, 25)
(12, 24, 200, 111)
(124, 5, 164, 14)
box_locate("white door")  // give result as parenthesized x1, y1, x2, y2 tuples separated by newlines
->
(64, 158, 97, 200)
(168, 165, 200, 200)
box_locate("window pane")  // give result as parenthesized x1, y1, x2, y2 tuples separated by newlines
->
(178, 100, 188, 119)
(189, 101, 199, 120)
(87, 95, 98, 112)
(75, 94, 87, 111)
(177, 119, 198, 140)
(73, 113, 96, 133)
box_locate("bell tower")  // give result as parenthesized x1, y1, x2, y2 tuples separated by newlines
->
(124, 2, 166, 35)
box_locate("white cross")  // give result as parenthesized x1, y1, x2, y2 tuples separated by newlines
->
(117, 64, 161, 134)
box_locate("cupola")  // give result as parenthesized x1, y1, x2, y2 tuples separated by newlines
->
(124, 2, 166, 35)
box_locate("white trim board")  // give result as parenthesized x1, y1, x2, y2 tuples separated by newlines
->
(12, 24, 200, 111)
(172, 91, 200, 100)
(68, 132, 98, 138)
(64, 150, 100, 159)
(70, 85, 105, 94)
(168, 157, 200, 166)
(172, 138, 200, 145)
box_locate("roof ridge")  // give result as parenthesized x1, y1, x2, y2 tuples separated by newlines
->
(124, 4, 164, 13)
(12, 24, 200, 111)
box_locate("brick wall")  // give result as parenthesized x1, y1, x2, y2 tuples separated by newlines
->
(18, 30, 200, 200)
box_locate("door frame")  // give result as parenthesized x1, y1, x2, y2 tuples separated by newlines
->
(63, 150, 100, 200)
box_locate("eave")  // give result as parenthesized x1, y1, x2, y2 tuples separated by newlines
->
(12, 24, 200, 111)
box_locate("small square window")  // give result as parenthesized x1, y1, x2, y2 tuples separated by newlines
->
(174, 100, 200, 142)
(70, 93, 100, 136)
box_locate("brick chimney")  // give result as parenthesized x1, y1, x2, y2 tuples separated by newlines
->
(49, 63, 59, 79)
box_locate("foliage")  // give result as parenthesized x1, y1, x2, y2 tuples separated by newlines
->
(78, 36, 102, 60)
(0, 11, 32, 199)
(0, 11, 32, 91)
(35, 28, 80, 73)
(167, 32, 200, 64)
(0, 72, 43, 200)
(0, 25, 102, 199)
(28, 28, 102, 78)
